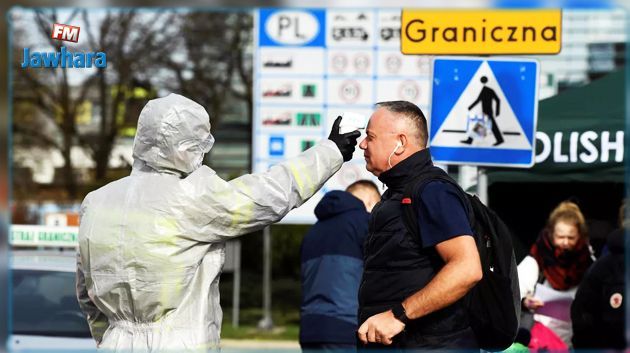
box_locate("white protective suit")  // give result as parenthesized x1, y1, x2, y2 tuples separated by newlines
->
(76, 94, 343, 352)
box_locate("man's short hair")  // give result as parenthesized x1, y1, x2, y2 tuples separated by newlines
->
(375, 100, 428, 148)
(346, 180, 380, 196)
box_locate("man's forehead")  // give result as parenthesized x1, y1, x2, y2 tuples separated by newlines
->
(367, 109, 401, 133)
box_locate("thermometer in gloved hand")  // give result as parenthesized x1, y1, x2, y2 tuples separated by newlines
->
(338, 111, 368, 134)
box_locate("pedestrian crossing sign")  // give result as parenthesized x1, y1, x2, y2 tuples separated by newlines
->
(430, 57, 539, 167)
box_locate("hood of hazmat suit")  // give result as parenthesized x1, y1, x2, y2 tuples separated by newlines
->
(76, 93, 343, 352)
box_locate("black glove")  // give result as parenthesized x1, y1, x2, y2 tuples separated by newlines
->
(328, 116, 361, 162)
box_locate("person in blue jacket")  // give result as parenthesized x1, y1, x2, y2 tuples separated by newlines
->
(300, 180, 381, 352)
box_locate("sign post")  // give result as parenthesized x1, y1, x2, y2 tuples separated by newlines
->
(430, 57, 540, 204)
(258, 226, 273, 330)
(401, 9, 562, 55)
(254, 8, 432, 223)
(430, 57, 540, 169)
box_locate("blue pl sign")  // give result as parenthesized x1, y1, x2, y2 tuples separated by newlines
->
(430, 57, 539, 167)
(259, 9, 326, 47)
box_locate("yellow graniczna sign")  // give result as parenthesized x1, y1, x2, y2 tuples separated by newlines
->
(401, 9, 562, 55)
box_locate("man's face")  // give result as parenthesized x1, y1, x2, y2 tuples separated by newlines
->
(359, 108, 399, 177)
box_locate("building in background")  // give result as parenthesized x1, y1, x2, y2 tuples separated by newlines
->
(536, 9, 626, 99)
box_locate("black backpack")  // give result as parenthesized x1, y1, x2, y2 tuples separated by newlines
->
(401, 167, 521, 351)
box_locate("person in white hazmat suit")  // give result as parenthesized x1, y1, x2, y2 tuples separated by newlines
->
(75, 93, 360, 351)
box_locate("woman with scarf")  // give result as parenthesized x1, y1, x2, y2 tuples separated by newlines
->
(517, 201, 595, 348)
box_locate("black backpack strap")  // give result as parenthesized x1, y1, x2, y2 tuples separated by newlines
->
(401, 168, 473, 248)
(401, 181, 424, 247)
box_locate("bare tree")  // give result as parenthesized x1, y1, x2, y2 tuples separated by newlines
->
(161, 11, 253, 131)
(231, 13, 254, 123)
(81, 9, 179, 180)
(13, 9, 254, 199)
(13, 9, 181, 198)
(14, 9, 97, 199)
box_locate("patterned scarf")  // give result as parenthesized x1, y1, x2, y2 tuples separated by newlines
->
(530, 230, 593, 291)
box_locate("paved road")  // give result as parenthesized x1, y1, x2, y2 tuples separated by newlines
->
(222, 339, 300, 350)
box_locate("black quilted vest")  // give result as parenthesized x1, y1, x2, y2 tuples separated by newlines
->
(358, 149, 470, 339)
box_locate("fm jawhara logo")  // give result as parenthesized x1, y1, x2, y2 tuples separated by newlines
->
(21, 22, 107, 68)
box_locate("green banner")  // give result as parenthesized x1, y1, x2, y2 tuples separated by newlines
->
(11, 225, 78, 247)
(488, 69, 625, 183)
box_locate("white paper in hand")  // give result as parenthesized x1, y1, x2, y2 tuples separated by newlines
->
(338, 112, 367, 134)
(533, 284, 577, 322)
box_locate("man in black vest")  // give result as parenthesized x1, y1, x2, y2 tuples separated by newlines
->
(356, 101, 482, 350)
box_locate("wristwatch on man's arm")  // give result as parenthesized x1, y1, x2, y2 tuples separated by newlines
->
(391, 303, 410, 324)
